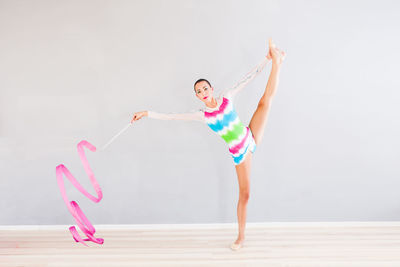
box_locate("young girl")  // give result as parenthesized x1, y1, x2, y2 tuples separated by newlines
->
(131, 39, 285, 251)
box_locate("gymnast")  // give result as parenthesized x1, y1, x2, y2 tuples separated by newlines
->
(131, 38, 285, 251)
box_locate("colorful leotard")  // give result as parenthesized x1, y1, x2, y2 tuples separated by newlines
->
(203, 96, 257, 165)
(147, 56, 269, 165)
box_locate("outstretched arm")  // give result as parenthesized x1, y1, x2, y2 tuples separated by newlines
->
(222, 56, 270, 100)
(148, 110, 204, 122)
(131, 109, 204, 123)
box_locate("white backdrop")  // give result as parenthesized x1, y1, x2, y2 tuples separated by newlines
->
(0, 0, 399, 225)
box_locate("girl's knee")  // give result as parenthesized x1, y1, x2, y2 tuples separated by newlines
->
(239, 190, 250, 202)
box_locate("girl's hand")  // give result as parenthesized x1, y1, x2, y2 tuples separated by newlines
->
(266, 38, 286, 66)
(130, 111, 148, 123)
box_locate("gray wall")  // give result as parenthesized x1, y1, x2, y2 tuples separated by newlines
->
(1, 0, 399, 225)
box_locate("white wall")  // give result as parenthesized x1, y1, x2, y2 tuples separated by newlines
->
(1, 0, 399, 225)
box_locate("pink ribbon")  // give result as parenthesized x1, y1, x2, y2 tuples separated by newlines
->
(56, 140, 104, 246)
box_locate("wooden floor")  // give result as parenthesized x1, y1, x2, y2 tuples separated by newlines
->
(1, 222, 400, 267)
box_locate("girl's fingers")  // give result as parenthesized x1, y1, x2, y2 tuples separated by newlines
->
(274, 47, 284, 55)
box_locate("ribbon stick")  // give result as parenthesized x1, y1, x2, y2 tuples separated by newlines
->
(100, 123, 132, 151)
(55, 123, 132, 246)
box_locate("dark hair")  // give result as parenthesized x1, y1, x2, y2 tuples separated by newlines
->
(194, 78, 212, 92)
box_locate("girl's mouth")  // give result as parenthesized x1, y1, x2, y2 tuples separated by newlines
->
(203, 96, 208, 99)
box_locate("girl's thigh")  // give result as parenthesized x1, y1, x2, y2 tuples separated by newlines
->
(235, 152, 253, 191)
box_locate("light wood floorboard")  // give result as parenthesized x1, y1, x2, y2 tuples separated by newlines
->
(1, 223, 400, 266)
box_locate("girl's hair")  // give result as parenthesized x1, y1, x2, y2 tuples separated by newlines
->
(194, 78, 212, 92)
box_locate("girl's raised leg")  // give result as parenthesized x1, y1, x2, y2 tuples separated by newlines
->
(249, 39, 285, 145)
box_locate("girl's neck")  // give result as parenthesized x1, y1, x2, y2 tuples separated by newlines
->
(205, 96, 218, 109)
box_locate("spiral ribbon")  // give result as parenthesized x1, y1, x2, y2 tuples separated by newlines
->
(56, 123, 132, 246)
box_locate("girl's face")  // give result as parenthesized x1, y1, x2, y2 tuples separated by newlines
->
(195, 81, 214, 104)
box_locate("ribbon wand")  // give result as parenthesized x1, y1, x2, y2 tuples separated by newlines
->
(100, 122, 133, 151)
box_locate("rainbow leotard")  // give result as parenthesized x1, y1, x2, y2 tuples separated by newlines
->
(204, 96, 257, 165)
(147, 56, 269, 165)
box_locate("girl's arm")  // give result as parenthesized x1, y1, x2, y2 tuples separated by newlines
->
(148, 109, 204, 122)
(131, 109, 205, 123)
(222, 56, 270, 100)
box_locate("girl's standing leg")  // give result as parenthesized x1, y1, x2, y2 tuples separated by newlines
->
(232, 151, 253, 248)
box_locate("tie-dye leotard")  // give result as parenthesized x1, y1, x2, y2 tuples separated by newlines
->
(147, 56, 269, 166)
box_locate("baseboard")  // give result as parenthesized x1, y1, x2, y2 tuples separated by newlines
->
(1, 221, 400, 230)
